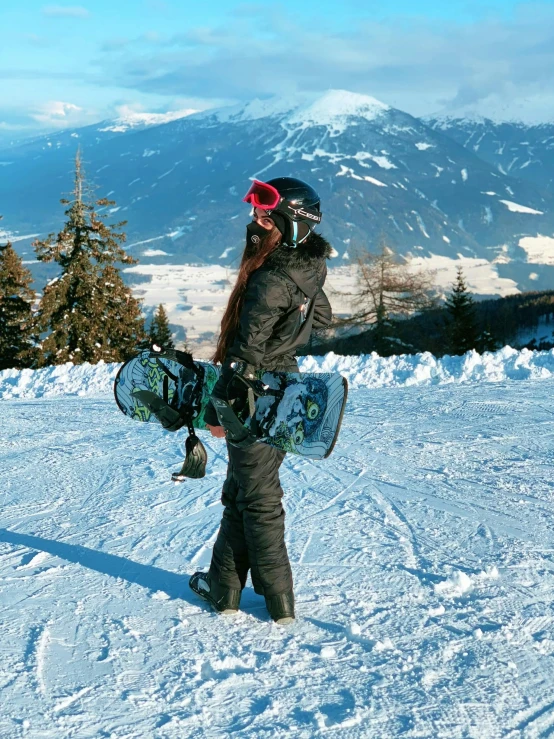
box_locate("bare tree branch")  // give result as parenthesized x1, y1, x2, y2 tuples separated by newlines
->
(332, 241, 437, 329)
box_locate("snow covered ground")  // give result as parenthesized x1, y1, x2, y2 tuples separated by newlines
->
(2, 350, 554, 737)
(518, 235, 554, 266)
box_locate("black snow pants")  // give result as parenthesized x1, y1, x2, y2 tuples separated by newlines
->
(208, 440, 293, 597)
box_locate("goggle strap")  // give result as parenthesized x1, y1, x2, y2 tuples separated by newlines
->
(297, 229, 311, 245)
(292, 221, 298, 247)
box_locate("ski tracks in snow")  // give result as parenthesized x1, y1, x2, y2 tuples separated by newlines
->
(2, 382, 554, 736)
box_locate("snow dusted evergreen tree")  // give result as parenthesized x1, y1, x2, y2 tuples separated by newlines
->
(446, 266, 479, 354)
(372, 296, 397, 356)
(0, 221, 37, 370)
(479, 326, 498, 353)
(33, 151, 146, 366)
(148, 304, 174, 350)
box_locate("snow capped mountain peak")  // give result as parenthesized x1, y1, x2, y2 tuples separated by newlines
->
(428, 111, 491, 128)
(200, 89, 390, 132)
(287, 90, 390, 128)
(98, 107, 198, 133)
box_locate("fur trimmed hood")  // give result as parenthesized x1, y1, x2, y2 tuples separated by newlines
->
(263, 231, 332, 298)
(264, 231, 332, 269)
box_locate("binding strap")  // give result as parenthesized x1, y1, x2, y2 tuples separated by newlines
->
(135, 350, 209, 480)
(209, 396, 258, 449)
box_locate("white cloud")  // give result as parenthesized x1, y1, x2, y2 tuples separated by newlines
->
(42, 5, 90, 18)
(97, 103, 198, 131)
(31, 101, 83, 124)
(114, 103, 196, 121)
(95, 7, 554, 122)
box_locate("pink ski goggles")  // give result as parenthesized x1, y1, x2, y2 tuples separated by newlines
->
(243, 180, 281, 210)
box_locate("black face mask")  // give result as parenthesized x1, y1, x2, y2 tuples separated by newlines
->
(246, 221, 269, 249)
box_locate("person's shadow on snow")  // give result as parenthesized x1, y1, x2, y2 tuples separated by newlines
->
(0, 528, 200, 605)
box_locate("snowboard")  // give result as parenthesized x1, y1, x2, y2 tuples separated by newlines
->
(114, 349, 348, 460)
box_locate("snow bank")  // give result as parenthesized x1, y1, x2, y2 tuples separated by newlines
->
(0, 361, 120, 400)
(299, 346, 554, 388)
(2, 346, 554, 400)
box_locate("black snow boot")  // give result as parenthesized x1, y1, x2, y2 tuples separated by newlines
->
(189, 572, 241, 614)
(265, 591, 295, 625)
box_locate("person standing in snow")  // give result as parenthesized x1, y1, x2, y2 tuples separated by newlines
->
(189, 177, 333, 624)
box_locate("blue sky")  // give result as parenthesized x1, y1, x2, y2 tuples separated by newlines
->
(1, 0, 554, 139)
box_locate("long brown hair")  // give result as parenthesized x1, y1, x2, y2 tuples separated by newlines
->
(212, 227, 282, 364)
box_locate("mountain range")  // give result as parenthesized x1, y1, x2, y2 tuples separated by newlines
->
(427, 115, 554, 195)
(2, 89, 554, 297)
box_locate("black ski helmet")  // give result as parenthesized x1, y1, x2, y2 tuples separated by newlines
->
(265, 177, 322, 247)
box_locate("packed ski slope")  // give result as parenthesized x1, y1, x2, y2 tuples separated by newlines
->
(2, 349, 554, 738)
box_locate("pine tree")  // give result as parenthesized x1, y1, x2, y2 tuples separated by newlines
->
(479, 326, 498, 353)
(372, 296, 396, 356)
(148, 304, 174, 349)
(0, 231, 37, 370)
(445, 266, 479, 354)
(33, 150, 146, 366)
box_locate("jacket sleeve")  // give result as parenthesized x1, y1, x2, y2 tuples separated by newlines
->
(227, 269, 292, 369)
(312, 288, 332, 329)
(203, 398, 219, 427)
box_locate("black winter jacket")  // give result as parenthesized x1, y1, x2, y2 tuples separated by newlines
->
(226, 231, 333, 372)
(204, 232, 333, 427)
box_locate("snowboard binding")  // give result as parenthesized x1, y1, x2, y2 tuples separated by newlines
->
(130, 349, 209, 481)
(171, 424, 208, 481)
(131, 389, 187, 432)
(209, 362, 284, 449)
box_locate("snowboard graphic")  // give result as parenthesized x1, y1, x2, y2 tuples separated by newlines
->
(114, 349, 219, 430)
(114, 349, 348, 460)
(252, 369, 347, 459)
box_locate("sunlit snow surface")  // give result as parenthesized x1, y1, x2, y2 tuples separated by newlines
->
(2, 352, 554, 736)
(518, 235, 554, 265)
(202, 90, 389, 135)
(97, 108, 198, 133)
(499, 200, 544, 216)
